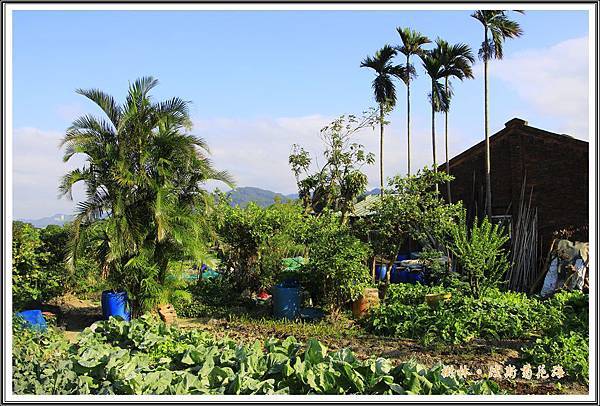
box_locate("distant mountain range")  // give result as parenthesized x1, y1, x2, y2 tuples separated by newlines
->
(17, 186, 381, 227)
(226, 187, 298, 208)
(17, 213, 75, 228)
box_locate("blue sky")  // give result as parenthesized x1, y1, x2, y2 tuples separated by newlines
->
(12, 9, 590, 218)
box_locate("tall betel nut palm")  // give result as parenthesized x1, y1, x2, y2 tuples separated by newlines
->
(420, 45, 450, 181)
(361, 45, 407, 196)
(472, 10, 523, 217)
(436, 39, 475, 202)
(59, 77, 233, 316)
(396, 27, 430, 176)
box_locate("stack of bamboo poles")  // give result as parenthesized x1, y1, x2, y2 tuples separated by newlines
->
(506, 179, 539, 292)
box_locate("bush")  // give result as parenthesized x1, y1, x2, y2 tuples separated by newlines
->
(448, 216, 510, 298)
(39, 223, 107, 298)
(174, 276, 241, 318)
(361, 168, 463, 277)
(300, 213, 371, 309)
(12, 222, 65, 309)
(211, 198, 308, 293)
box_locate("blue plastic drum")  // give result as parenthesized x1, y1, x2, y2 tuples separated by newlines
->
(16, 310, 47, 331)
(101, 290, 131, 321)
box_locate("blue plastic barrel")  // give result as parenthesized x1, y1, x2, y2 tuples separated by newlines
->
(390, 265, 401, 283)
(414, 272, 426, 285)
(272, 284, 300, 320)
(375, 265, 387, 281)
(396, 253, 410, 261)
(16, 310, 47, 331)
(102, 290, 131, 321)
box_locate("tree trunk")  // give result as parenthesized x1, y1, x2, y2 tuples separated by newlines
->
(431, 84, 436, 170)
(379, 103, 385, 197)
(406, 54, 411, 177)
(445, 76, 452, 203)
(484, 27, 492, 218)
(431, 82, 438, 193)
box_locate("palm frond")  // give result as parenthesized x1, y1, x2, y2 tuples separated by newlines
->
(75, 88, 122, 127)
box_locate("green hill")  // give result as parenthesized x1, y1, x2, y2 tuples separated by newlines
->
(226, 187, 296, 208)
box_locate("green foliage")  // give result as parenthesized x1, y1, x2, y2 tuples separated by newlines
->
(13, 316, 500, 395)
(173, 276, 241, 319)
(39, 223, 107, 297)
(231, 315, 360, 340)
(449, 215, 510, 298)
(211, 197, 307, 292)
(363, 167, 462, 270)
(301, 214, 372, 309)
(12, 318, 75, 394)
(522, 332, 588, 382)
(521, 291, 589, 382)
(12, 222, 64, 309)
(59, 77, 231, 316)
(364, 285, 587, 348)
(289, 111, 376, 221)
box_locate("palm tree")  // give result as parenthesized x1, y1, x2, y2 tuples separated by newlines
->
(396, 27, 430, 176)
(472, 10, 524, 217)
(420, 46, 450, 181)
(436, 39, 475, 202)
(360, 45, 406, 197)
(59, 77, 233, 316)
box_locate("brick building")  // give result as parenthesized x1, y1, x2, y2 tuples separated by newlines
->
(441, 117, 589, 256)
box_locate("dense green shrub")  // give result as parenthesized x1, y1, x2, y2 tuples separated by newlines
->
(39, 223, 107, 297)
(12, 222, 65, 309)
(173, 276, 241, 318)
(448, 216, 510, 298)
(13, 316, 500, 395)
(358, 168, 463, 278)
(301, 213, 371, 309)
(211, 198, 308, 292)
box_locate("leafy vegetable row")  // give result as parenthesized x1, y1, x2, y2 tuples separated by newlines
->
(13, 316, 500, 395)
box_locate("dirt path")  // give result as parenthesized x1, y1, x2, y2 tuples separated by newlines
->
(46, 294, 103, 342)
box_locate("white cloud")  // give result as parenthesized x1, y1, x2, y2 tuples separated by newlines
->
(12, 127, 85, 219)
(194, 113, 472, 195)
(490, 36, 589, 139)
(12, 115, 474, 219)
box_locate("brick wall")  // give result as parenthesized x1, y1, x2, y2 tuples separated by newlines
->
(444, 119, 589, 257)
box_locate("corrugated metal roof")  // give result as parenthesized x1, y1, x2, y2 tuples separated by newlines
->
(350, 194, 381, 217)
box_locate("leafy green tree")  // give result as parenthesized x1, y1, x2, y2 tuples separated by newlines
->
(448, 215, 510, 298)
(435, 39, 475, 202)
(289, 112, 376, 222)
(12, 222, 64, 309)
(360, 46, 406, 196)
(471, 10, 524, 217)
(396, 27, 431, 176)
(360, 168, 463, 284)
(301, 213, 371, 310)
(59, 77, 233, 316)
(211, 195, 308, 292)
